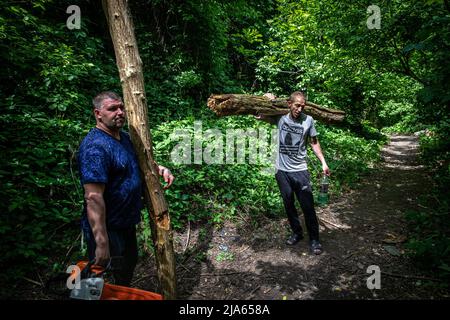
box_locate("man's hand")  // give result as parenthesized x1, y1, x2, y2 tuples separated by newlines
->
(94, 242, 110, 267)
(255, 93, 278, 123)
(310, 137, 330, 176)
(263, 92, 277, 100)
(322, 163, 331, 176)
(158, 165, 175, 189)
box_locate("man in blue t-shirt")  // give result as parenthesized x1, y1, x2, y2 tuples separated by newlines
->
(257, 91, 330, 255)
(77, 91, 174, 285)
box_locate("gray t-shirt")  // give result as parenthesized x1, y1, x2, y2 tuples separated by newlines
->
(275, 113, 317, 172)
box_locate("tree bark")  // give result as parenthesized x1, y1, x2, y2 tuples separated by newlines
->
(102, 0, 177, 299)
(207, 94, 345, 124)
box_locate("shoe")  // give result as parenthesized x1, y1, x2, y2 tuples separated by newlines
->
(310, 240, 323, 255)
(286, 233, 303, 245)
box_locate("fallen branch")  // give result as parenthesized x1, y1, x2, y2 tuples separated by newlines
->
(131, 274, 157, 286)
(245, 285, 261, 300)
(238, 245, 250, 254)
(207, 94, 346, 125)
(380, 271, 441, 282)
(65, 232, 81, 258)
(195, 291, 207, 297)
(318, 216, 346, 229)
(183, 271, 246, 279)
(177, 264, 191, 273)
(316, 277, 334, 284)
(22, 277, 43, 287)
(339, 247, 366, 263)
(200, 271, 246, 277)
(183, 220, 191, 254)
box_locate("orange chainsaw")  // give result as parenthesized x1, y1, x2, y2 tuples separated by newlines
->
(67, 259, 163, 300)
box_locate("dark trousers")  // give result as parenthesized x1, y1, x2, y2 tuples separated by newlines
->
(275, 170, 319, 241)
(84, 225, 138, 286)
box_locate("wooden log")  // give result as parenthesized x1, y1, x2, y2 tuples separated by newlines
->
(102, 0, 177, 299)
(207, 94, 345, 124)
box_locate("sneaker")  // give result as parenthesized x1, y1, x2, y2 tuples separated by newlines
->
(310, 240, 323, 255)
(285, 233, 303, 245)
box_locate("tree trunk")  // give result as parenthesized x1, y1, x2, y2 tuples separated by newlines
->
(207, 94, 345, 125)
(102, 0, 177, 300)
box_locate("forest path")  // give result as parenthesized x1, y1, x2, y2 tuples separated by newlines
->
(136, 134, 448, 299)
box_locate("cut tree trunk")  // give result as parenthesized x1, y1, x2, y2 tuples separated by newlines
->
(207, 94, 345, 124)
(102, 0, 177, 299)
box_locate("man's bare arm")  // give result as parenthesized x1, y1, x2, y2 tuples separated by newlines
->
(84, 183, 110, 266)
(310, 136, 330, 176)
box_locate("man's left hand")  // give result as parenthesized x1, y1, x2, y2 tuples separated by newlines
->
(158, 165, 175, 189)
(322, 164, 330, 176)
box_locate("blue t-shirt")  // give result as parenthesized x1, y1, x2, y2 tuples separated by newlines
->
(78, 128, 142, 231)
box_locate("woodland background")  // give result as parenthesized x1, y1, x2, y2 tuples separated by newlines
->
(0, 0, 449, 296)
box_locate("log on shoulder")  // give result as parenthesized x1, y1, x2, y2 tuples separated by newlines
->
(207, 94, 345, 125)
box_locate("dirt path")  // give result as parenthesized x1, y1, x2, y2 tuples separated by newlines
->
(135, 134, 448, 299)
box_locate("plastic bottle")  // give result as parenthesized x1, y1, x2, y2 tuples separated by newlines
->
(317, 175, 329, 206)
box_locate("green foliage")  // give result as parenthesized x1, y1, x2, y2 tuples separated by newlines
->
(255, 0, 448, 135)
(194, 251, 207, 263)
(151, 116, 284, 229)
(310, 124, 384, 187)
(1, 2, 118, 119)
(405, 125, 450, 282)
(1, 0, 448, 294)
(405, 208, 450, 279)
(216, 251, 234, 262)
(0, 1, 117, 285)
(0, 112, 85, 284)
(136, 211, 155, 256)
(131, 0, 269, 121)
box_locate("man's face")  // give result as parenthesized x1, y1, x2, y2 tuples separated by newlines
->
(95, 98, 126, 130)
(288, 96, 306, 119)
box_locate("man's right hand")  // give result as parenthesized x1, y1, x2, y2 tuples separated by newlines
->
(94, 242, 110, 266)
(255, 93, 277, 121)
(263, 92, 277, 100)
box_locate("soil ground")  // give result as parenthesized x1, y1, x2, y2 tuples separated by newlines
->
(133, 134, 449, 300)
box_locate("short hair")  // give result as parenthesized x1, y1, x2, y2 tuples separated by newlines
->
(92, 91, 122, 110)
(288, 91, 306, 102)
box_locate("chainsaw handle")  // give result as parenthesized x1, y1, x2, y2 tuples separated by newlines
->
(80, 256, 123, 279)
(80, 259, 108, 279)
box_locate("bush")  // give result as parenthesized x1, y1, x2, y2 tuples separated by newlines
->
(404, 125, 450, 283)
(0, 112, 86, 284)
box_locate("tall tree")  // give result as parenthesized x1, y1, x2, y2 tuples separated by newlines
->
(102, 0, 177, 299)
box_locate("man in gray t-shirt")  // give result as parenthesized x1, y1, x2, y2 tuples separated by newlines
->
(276, 112, 317, 172)
(257, 91, 330, 255)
